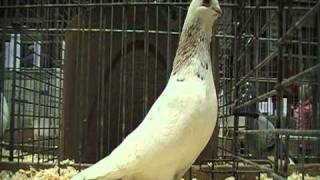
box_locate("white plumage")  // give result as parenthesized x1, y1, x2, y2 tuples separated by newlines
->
(73, 0, 221, 179)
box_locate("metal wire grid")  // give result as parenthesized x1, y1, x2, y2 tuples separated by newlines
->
(215, 0, 320, 179)
(0, 0, 64, 164)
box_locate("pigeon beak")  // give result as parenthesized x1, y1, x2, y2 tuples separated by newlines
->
(212, 4, 222, 17)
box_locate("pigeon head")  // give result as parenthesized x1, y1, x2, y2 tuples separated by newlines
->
(182, 0, 222, 34)
(189, 0, 222, 21)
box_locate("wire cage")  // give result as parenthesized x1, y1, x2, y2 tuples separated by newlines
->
(215, 0, 320, 179)
(0, 0, 319, 179)
(0, 1, 64, 165)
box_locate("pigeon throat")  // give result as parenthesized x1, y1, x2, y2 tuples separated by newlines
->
(172, 18, 212, 74)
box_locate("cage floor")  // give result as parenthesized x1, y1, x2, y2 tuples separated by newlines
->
(1, 162, 319, 180)
(1, 147, 57, 164)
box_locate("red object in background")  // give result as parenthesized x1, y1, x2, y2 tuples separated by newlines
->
(295, 99, 312, 130)
(295, 99, 313, 152)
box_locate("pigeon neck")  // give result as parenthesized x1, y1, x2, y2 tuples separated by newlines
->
(172, 17, 213, 74)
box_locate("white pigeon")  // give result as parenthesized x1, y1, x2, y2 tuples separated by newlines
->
(72, 0, 221, 179)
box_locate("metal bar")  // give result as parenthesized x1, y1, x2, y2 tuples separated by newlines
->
(236, 51, 278, 87)
(75, 0, 83, 165)
(9, 33, 18, 162)
(238, 129, 320, 136)
(234, 90, 277, 110)
(10, 68, 64, 81)
(231, 154, 286, 180)
(166, 5, 172, 79)
(143, 1, 150, 120)
(0, 28, 6, 156)
(0, 3, 315, 10)
(107, 0, 115, 154)
(96, 0, 103, 159)
(232, 1, 240, 179)
(277, 63, 320, 89)
(0, 2, 200, 9)
(99, 3, 107, 158)
(274, 0, 285, 173)
(129, 4, 137, 139)
(278, 1, 320, 43)
(11, 114, 60, 119)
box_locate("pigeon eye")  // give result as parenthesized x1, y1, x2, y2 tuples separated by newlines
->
(202, 0, 211, 7)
